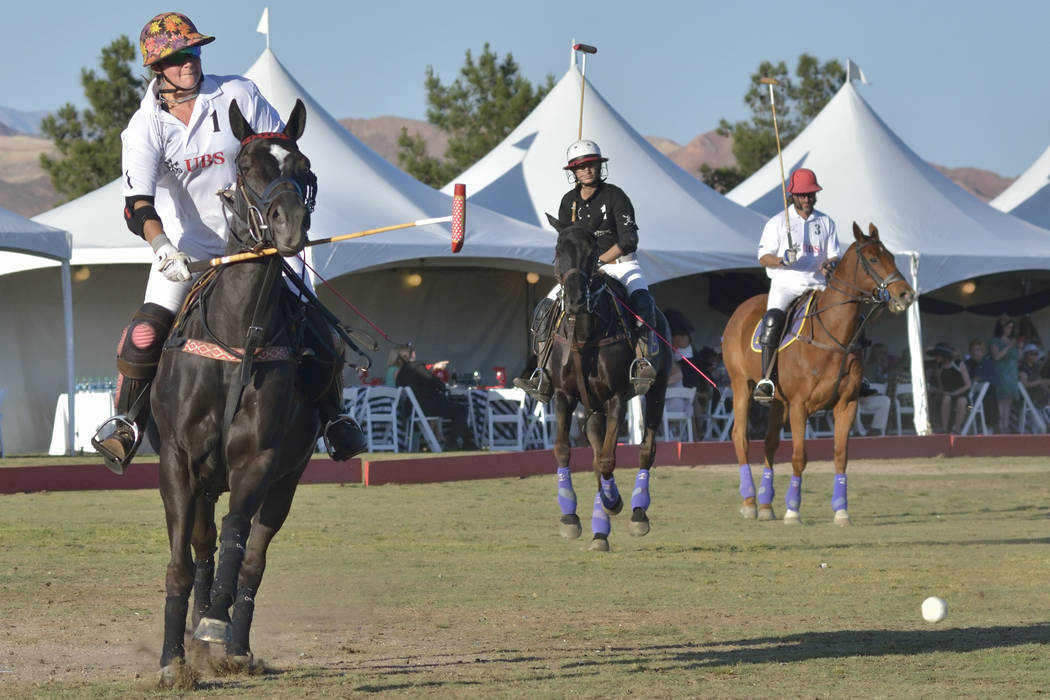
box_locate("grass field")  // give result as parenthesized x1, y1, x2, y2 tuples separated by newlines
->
(1, 456, 1049, 697)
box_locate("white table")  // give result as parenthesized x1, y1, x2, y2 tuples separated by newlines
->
(48, 391, 115, 455)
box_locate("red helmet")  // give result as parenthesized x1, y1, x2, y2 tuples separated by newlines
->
(787, 168, 822, 194)
(139, 12, 215, 68)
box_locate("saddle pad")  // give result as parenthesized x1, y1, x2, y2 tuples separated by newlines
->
(749, 292, 816, 353)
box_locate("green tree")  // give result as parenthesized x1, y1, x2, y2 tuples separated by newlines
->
(40, 36, 142, 202)
(702, 54, 845, 193)
(398, 44, 554, 188)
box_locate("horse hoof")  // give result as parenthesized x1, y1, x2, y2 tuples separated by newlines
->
(783, 509, 802, 525)
(156, 660, 198, 690)
(589, 536, 610, 552)
(740, 505, 758, 520)
(193, 617, 232, 645)
(629, 508, 650, 537)
(228, 652, 254, 672)
(603, 496, 624, 516)
(560, 514, 582, 540)
(834, 509, 852, 526)
(756, 507, 776, 521)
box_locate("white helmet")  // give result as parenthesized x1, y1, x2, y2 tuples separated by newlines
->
(563, 139, 608, 170)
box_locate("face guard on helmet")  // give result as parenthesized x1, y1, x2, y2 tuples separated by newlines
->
(139, 12, 215, 68)
(564, 139, 608, 183)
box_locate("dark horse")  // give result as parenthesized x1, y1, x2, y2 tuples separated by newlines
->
(545, 215, 670, 551)
(150, 99, 320, 681)
(722, 223, 914, 525)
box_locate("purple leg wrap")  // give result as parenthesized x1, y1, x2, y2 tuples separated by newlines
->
(832, 474, 847, 512)
(739, 464, 756, 500)
(631, 470, 651, 510)
(591, 491, 611, 536)
(757, 468, 775, 506)
(599, 475, 620, 511)
(557, 467, 577, 516)
(786, 475, 802, 511)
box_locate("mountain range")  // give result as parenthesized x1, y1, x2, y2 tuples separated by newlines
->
(0, 113, 1016, 219)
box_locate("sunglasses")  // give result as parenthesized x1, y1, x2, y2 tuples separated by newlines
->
(158, 46, 201, 68)
(794, 192, 817, 200)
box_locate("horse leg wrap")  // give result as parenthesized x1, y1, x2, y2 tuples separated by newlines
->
(631, 469, 651, 510)
(757, 468, 775, 506)
(832, 474, 848, 512)
(192, 557, 214, 625)
(557, 467, 577, 515)
(786, 475, 802, 512)
(739, 464, 756, 500)
(229, 584, 258, 657)
(210, 515, 250, 618)
(161, 594, 190, 668)
(599, 475, 621, 512)
(591, 491, 611, 537)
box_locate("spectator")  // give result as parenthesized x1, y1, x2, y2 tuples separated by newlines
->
(1018, 343, 1050, 409)
(383, 347, 401, 387)
(393, 345, 478, 451)
(965, 340, 994, 382)
(864, 342, 892, 384)
(664, 309, 702, 390)
(989, 315, 1021, 434)
(857, 378, 891, 436)
(927, 342, 971, 434)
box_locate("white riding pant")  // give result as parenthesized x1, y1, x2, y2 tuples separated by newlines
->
(545, 253, 649, 300)
(766, 278, 825, 312)
(143, 252, 312, 313)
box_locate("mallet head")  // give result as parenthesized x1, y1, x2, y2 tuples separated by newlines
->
(573, 43, 597, 54)
(760, 77, 780, 85)
(451, 183, 466, 253)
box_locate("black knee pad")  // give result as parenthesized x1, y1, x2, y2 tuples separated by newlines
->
(117, 303, 174, 379)
(759, 308, 786, 346)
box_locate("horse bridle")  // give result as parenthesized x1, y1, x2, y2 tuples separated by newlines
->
(557, 253, 602, 315)
(828, 239, 906, 305)
(223, 132, 317, 249)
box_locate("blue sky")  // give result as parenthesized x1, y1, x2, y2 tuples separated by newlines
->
(12, 0, 1050, 176)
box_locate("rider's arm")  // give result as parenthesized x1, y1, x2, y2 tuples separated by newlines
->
(608, 187, 639, 255)
(599, 244, 624, 265)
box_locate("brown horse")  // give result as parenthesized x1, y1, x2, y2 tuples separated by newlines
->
(722, 223, 914, 525)
(545, 216, 670, 551)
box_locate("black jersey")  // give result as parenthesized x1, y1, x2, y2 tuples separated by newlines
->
(558, 181, 640, 256)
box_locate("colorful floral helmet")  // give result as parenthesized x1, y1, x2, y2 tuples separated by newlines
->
(139, 12, 215, 68)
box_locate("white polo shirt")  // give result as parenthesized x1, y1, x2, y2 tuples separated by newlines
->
(121, 74, 284, 262)
(757, 206, 840, 289)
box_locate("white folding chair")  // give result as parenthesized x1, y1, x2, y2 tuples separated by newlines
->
(704, 387, 734, 442)
(528, 399, 555, 449)
(892, 383, 915, 435)
(486, 388, 528, 451)
(807, 409, 835, 438)
(957, 381, 991, 436)
(1015, 381, 1047, 434)
(660, 386, 697, 442)
(360, 386, 401, 452)
(398, 387, 444, 452)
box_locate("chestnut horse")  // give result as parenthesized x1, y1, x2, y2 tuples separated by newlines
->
(546, 216, 670, 552)
(722, 223, 914, 525)
(151, 99, 320, 682)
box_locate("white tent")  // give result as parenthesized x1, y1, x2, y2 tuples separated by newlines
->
(0, 209, 75, 454)
(990, 145, 1050, 229)
(442, 61, 765, 283)
(728, 80, 1050, 435)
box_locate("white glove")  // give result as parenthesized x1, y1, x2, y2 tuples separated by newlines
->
(152, 236, 192, 282)
(782, 246, 798, 266)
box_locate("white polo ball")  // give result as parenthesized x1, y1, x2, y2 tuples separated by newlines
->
(921, 596, 947, 622)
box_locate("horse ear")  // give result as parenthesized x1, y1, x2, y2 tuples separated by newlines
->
(283, 99, 307, 141)
(852, 221, 864, 242)
(545, 213, 567, 233)
(229, 100, 253, 142)
(868, 222, 880, 240)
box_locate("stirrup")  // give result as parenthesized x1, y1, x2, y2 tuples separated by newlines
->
(513, 368, 551, 403)
(629, 358, 656, 396)
(91, 415, 142, 476)
(753, 378, 775, 404)
(323, 415, 367, 461)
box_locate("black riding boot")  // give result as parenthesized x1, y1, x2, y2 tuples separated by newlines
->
(513, 296, 558, 402)
(628, 290, 659, 395)
(301, 304, 367, 461)
(92, 303, 174, 475)
(753, 308, 785, 404)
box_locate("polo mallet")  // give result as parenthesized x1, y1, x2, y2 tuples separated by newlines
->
(760, 77, 796, 261)
(573, 43, 597, 139)
(189, 183, 467, 272)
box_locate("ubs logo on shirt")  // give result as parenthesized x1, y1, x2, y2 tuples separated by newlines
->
(184, 151, 226, 172)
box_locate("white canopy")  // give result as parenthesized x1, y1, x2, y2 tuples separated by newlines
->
(443, 64, 765, 282)
(0, 209, 75, 454)
(728, 81, 1050, 294)
(990, 145, 1050, 229)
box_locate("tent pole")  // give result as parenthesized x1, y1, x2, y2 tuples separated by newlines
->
(62, 259, 75, 455)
